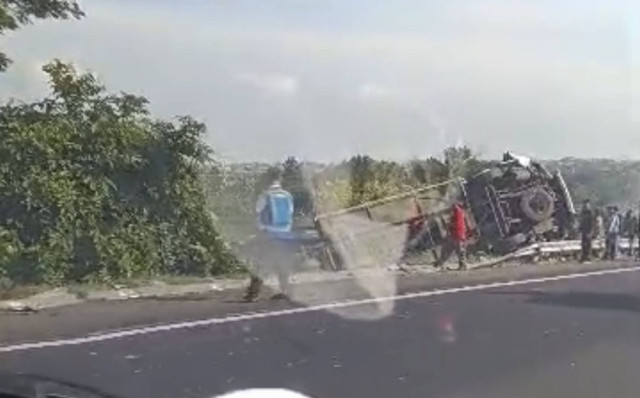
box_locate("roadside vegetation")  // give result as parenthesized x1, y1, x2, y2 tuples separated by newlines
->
(545, 158, 640, 209)
(0, 60, 240, 286)
(207, 147, 491, 221)
(1, 1, 637, 291)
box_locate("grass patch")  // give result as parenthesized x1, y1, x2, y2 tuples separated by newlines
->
(0, 284, 52, 301)
(67, 285, 92, 299)
(0, 268, 251, 301)
(152, 275, 214, 285)
(146, 271, 251, 286)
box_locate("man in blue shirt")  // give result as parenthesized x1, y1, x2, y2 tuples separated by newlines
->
(244, 181, 298, 301)
(256, 181, 294, 233)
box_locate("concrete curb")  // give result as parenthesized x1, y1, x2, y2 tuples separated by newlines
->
(0, 269, 384, 312)
(0, 264, 450, 313)
(3, 237, 628, 313)
(0, 280, 243, 313)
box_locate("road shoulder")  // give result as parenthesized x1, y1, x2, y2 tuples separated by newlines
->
(0, 260, 636, 347)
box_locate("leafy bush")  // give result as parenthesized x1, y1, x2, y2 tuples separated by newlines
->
(0, 60, 238, 284)
(204, 146, 489, 217)
(545, 158, 640, 209)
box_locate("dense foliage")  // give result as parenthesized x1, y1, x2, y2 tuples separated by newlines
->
(545, 158, 640, 210)
(0, 60, 238, 284)
(207, 146, 486, 221)
(281, 157, 314, 216)
(206, 157, 315, 221)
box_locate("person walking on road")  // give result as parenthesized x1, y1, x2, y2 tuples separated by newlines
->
(435, 202, 468, 271)
(244, 181, 298, 302)
(579, 200, 594, 263)
(604, 206, 622, 260)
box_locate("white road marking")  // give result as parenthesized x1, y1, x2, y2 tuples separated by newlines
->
(0, 266, 638, 354)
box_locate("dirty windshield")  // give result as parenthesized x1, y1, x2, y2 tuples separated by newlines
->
(0, 1, 638, 398)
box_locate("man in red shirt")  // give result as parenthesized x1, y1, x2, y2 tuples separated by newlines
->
(435, 201, 468, 270)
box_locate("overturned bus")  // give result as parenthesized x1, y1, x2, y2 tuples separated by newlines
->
(460, 152, 576, 254)
(312, 152, 576, 269)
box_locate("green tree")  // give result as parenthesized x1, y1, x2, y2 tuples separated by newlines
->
(425, 157, 449, 182)
(443, 146, 476, 178)
(281, 157, 313, 216)
(347, 155, 375, 206)
(409, 160, 428, 185)
(204, 163, 266, 217)
(0, 60, 237, 284)
(0, 1, 84, 71)
(545, 158, 640, 209)
(254, 165, 282, 197)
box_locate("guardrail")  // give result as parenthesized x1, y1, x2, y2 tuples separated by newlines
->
(474, 238, 633, 268)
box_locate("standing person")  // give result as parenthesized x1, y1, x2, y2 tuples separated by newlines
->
(579, 200, 594, 263)
(604, 206, 622, 260)
(630, 211, 638, 258)
(593, 208, 605, 258)
(435, 201, 467, 270)
(244, 181, 297, 302)
(637, 205, 640, 260)
(623, 210, 634, 256)
(404, 198, 425, 252)
(402, 199, 440, 264)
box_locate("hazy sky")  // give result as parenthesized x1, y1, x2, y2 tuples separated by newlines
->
(0, 0, 638, 162)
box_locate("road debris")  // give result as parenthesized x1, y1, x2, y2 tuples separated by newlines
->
(0, 301, 37, 314)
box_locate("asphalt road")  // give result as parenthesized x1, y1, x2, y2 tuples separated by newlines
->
(1, 262, 640, 398)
